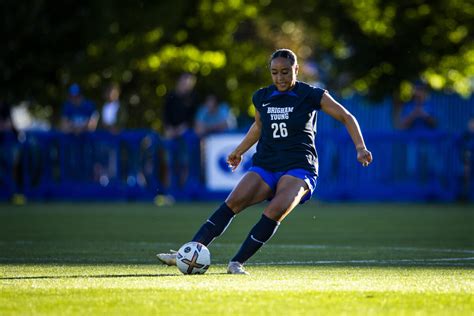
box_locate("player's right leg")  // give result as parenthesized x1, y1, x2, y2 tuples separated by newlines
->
(157, 172, 271, 266)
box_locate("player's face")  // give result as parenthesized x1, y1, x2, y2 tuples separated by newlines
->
(270, 57, 298, 92)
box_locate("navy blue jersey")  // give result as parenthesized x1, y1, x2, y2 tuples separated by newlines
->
(251, 81, 325, 175)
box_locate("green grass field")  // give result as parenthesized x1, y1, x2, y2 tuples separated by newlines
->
(0, 202, 473, 315)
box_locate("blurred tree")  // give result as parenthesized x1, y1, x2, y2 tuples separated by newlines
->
(1, 0, 472, 129)
(1, 0, 95, 120)
(1, 0, 273, 128)
(266, 0, 473, 100)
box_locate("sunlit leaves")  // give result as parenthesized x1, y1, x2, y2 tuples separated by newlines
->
(448, 26, 468, 44)
(292, 0, 473, 99)
(422, 43, 474, 97)
(340, 0, 396, 38)
(116, 35, 135, 52)
(145, 28, 163, 44)
(139, 45, 226, 74)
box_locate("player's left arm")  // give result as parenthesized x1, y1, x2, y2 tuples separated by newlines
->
(320, 91, 373, 167)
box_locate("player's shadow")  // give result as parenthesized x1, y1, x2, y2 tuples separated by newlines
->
(0, 273, 177, 280)
(0, 272, 228, 280)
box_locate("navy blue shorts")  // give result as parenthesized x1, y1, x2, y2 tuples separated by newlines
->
(249, 166, 317, 204)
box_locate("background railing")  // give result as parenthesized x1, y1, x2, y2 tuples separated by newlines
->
(1, 129, 473, 202)
(316, 130, 465, 201)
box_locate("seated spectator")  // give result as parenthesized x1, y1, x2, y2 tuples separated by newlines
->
(194, 94, 237, 137)
(60, 83, 99, 134)
(398, 81, 437, 130)
(101, 83, 126, 133)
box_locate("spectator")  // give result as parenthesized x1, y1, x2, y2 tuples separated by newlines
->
(162, 73, 200, 190)
(398, 81, 437, 130)
(0, 101, 25, 204)
(163, 73, 198, 139)
(460, 117, 474, 201)
(101, 83, 126, 133)
(94, 84, 126, 183)
(397, 81, 438, 180)
(59, 83, 98, 182)
(0, 101, 14, 132)
(60, 83, 99, 134)
(194, 94, 237, 137)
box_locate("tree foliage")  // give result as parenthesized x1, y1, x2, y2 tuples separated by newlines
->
(267, 0, 473, 100)
(1, 0, 472, 129)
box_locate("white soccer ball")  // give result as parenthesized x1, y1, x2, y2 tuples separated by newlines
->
(176, 241, 211, 275)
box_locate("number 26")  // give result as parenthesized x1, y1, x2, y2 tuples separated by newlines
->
(271, 122, 288, 138)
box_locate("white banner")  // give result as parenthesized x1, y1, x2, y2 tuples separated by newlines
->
(204, 133, 256, 191)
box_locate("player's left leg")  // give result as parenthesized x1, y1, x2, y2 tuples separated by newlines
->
(228, 175, 309, 274)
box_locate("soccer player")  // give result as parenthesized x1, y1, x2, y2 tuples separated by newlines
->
(157, 49, 373, 274)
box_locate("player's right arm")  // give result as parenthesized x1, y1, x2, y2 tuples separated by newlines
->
(227, 111, 262, 171)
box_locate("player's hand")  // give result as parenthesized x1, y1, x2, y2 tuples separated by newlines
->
(357, 147, 373, 167)
(226, 150, 242, 172)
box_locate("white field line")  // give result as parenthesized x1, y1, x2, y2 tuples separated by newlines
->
(211, 243, 474, 255)
(131, 242, 474, 255)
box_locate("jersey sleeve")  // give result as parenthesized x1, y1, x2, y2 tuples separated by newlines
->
(309, 86, 326, 110)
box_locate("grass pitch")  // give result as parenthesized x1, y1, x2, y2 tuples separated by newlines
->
(0, 202, 473, 315)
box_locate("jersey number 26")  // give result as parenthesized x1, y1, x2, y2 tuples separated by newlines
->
(271, 122, 288, 138)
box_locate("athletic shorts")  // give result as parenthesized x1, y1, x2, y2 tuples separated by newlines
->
(249, 166, 317, 204)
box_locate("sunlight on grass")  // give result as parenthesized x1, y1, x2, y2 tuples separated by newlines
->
(1, 202, 473, 315)
(1, 264, 473, 316)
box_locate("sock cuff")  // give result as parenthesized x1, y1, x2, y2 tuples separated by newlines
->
(261, 214, 280, 227)
(221, 202, 236, 217)
(250, 214, 280, 244)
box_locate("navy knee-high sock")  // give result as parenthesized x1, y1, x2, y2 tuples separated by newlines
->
(192, 203, 235, 246)
(231, 214, 279, 264)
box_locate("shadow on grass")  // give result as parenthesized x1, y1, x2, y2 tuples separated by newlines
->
(0, 272, 228, 280)
(1, 257, 473, 268)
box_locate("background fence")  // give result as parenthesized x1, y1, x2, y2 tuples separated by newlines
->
(1, 128, 473, 202)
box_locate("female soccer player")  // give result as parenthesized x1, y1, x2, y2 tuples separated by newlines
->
(157, 48, 373, 274)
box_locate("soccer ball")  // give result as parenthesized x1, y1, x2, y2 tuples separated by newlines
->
(176, 241, 211, 275)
